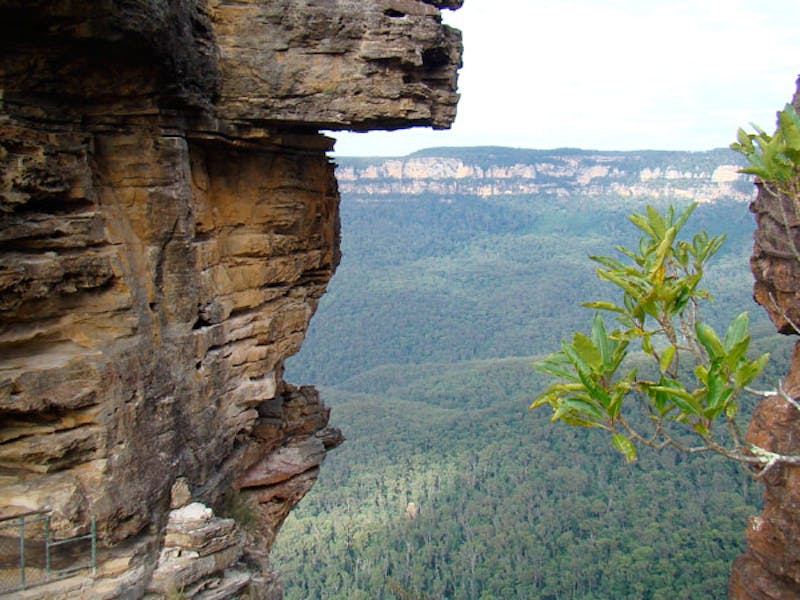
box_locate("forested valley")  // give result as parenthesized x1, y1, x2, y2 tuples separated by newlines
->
(271, 148, 792, 599)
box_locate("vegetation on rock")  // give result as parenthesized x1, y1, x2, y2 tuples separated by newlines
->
(530, 203, 774, 468)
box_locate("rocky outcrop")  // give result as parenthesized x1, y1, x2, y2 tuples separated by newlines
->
(336, 148, 753, 202)
(212, 0, 461, 130)
(0, 0, 461, 597)
(146, 502, 248, 598)
(729, 80, 800, 599)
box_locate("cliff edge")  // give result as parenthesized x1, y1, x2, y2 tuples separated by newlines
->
(0, 1, 461, 597)
(729, 78, 800, 599)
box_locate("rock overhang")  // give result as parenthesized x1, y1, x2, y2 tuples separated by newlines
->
(0, 0, 463, 597)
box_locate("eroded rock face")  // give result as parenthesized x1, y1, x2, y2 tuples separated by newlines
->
(729, 80, 800, 599)
(211, 0, 462, 130)
(0, 1, 461, 596)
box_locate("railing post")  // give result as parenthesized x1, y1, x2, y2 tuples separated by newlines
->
(0, 510, 98, 592)
(18, 515, 25, 590)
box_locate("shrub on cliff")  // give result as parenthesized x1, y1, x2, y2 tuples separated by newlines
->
(530, 199, 800, 475)
(533, 106, 800, 476)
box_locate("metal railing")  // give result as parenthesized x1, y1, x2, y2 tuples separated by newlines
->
(0, 510, 96, 595)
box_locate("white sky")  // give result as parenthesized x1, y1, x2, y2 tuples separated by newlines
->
(329, 0, 800, 156)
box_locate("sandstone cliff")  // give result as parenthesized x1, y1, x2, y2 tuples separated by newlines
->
(729, 79, 800, 599)
(336, 147, 753, 202)
(0, 1, 461, 597)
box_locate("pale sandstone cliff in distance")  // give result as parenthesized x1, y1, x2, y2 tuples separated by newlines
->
(335, 149, 753, 202)
(0, 1, 461, 597)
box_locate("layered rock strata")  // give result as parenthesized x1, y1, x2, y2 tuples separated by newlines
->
(336, 149, 753, 202)
(0, 0, 461, 597)
(729, 79, 800, 599)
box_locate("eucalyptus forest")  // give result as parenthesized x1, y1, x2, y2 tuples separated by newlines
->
(271, 148, 790, 599)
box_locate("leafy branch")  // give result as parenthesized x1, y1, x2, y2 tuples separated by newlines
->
(530, 203, 800, 475)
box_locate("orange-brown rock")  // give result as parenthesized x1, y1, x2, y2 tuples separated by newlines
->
(0, 0, 461, 597)
(730, 79, 800, 599)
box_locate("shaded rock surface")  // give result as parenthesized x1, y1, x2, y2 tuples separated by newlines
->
(0, 0, 461, 597)
(729, 78, 800, 599)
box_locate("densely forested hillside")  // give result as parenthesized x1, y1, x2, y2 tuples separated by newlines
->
(290, 193, 772, 385)
(272, 148, 793, 599)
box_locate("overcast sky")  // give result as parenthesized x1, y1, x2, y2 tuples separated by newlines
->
(329, 0, 800, 156)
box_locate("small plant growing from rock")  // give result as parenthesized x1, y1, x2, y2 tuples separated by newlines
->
(732, 103, 800, 331)
(731, 103, 800, 214)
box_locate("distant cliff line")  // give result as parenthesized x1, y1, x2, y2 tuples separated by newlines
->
(336, 146, 753, 203)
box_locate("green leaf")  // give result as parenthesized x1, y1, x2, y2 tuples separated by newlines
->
(590, 255, 626, 270)
(670, 286, 691, 315)
(554, 398, 607, 425)
(704, 234, 727, 262)
(576, 368, 612, 409)
(779, 104, 800, 149)
(641, 333, 653, 355)
(572, 332, 602, 371)
(548, 383, 590, 398)
(530, 391, 559, 411)
(653, 226, 677, 271)
(724, 312, 750, 351)
(784, 103, 800, 130)
(561, 339, 591, 376)
(532, 353, 580, 382)
(596, 269, 647, 298)
(722, 337, 750, 371)
(673, 202, 697, 233)
(582, 301, 626, 314)
(560, 413, 604, 428)
(640, 299, 660, 319)
(732, 128, 755, 155)
(649, 385, 703, 416)
(740, 163, 774, 181)
(612, 433, 638, 463)
(591, 315, 612, 367)
(646, 205, 666, 238)
(696, 321, 725, 359)
(659, 345, 676, 374)
(734, 353, 770, 387)
(629, 212, 657, 239)
(607, 382, 631, 420)
(703, 371, 732, 416)
(694, 364, 708, 384)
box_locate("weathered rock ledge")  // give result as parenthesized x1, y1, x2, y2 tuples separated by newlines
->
(0, 1, 461, 597)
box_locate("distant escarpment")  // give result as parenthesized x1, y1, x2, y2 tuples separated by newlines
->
(0, 1, 461, 598)
(337, 147, 753, 203)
